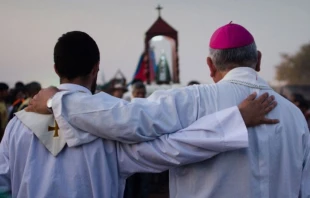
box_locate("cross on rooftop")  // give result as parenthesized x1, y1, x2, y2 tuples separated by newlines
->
(156, 4, 163, 17)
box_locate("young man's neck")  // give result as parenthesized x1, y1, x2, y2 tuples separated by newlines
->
(60, 78, 91, 91)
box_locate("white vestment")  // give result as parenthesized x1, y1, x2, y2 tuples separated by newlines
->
(50, 68, 310, 198)
(0, 83, 248, 198)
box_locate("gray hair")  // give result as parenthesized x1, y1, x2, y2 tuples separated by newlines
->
(209, 42, 258, 71)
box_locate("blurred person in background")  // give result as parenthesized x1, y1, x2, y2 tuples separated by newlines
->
(110, 82, 128, 98)
(14, 82, 24, 90)
(290, 93, 310, 129)
(0, 83, 9, 141)
(8, 83, 26, 120)
(131, 81, 146, 99)
(290, 93, 309, 115)
(187, 80, 200, 86)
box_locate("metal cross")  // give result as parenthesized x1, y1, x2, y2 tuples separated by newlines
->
(156, 4, 163, 17)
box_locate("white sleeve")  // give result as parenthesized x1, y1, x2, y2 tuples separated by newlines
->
(117, 106, 248, 177)
(0, 121, 12, 196)
(53, 86, 225, 144)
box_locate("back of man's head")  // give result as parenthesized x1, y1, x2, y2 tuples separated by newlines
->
(291, 93, 309, 114)
(15, 82, 24, 90)
(0, 83, 9, 92)
(54, 31, 100, 80)
(209, 23, 258, 71)
(187, 80, 200, 86)
(0, 83, 9, 100)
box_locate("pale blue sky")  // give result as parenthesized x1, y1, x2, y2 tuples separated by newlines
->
(0, 0, 309, 87)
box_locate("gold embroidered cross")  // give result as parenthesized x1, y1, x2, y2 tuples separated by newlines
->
(48, 121, 59, 137)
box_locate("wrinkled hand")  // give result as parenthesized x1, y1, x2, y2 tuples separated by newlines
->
(25, 86, 59, 114)
(238, 92, 279, 127)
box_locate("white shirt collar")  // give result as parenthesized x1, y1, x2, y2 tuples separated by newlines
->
(221, 67, 271, 90)
(58, 83, 92, 95)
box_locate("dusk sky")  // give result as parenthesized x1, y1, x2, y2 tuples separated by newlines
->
(1, 0, 309, 87)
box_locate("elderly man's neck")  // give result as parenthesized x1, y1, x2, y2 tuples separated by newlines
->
(60, 77, 92, 91)
(218, 69, 234, 77)
(216, 66, 255, 82)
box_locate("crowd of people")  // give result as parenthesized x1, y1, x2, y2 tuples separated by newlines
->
(290, 93, 310, 128)
(0, 81, 41, 140)
(0, 22, 310, 198)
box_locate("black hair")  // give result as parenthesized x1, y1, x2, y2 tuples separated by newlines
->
(292, 93, 309, 109)
(26, 81, 41, 97)
(54, 31, 100, 80)
(132, 81, 146, 90)
(14, 82, 24, 89)
(187, 80, 200, 86)
(0, 83, 9, 91)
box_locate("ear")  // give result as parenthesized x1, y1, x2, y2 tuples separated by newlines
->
(207, 57, 217, 78)
(91, 62, 100, 77)
(54, 65, 60, 77)
(255, 51, 262, 72)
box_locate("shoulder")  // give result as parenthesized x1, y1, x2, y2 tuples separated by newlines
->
(5, 117, 23, 134)
(275, 93, 304, 116)
(6, 116, 27, 130)
(148, 83, 218, 100)
(3, 116, 33, 144)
